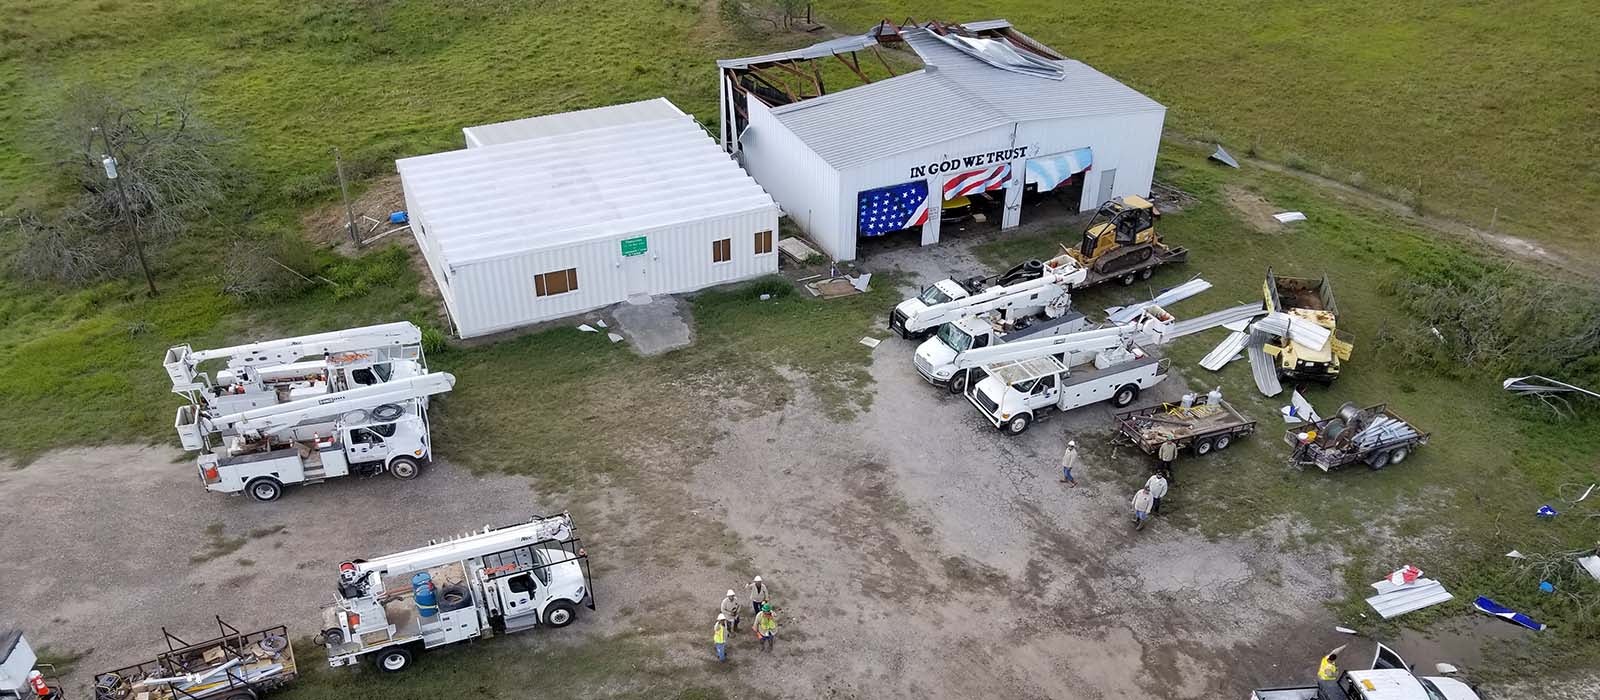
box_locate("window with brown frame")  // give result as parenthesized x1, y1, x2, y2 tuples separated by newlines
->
(534, 267, 578, 297)
(754, 229, 773, 255)
(712, 238, 732, 263)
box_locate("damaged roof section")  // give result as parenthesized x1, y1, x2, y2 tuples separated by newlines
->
(717, 19, 1163, 169)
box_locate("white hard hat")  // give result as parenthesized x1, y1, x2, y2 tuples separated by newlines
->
(717, 613, 727, 621)
(1068, 439, 1077, 447)
(726, 589, 737, 597)
(753, 575, 762, 582)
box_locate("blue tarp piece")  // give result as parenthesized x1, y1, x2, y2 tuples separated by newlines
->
(1473, 595, 1546, 631)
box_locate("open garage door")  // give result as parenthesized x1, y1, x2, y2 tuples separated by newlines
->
(1023, 147, 1092, 217)
(857, 180, 931, 238)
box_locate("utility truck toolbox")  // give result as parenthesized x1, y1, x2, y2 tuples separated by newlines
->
(319, 512, 594, 673)
(92, 617, 297, 700)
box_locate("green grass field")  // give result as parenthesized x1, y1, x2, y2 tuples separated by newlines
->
(3, 0, 1598, 689)
(827, 0, 1600, 257)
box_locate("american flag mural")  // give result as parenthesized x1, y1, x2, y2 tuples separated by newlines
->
(942, 164, 1012, 200)
(857, 180, 930, 237)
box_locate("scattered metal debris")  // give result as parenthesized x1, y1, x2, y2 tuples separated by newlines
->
(1280, 390, 1322, 423)
(1578, 555, 1600, 582)
(1503, 375, 1600, 415)
(859, 336, 881, 348)
(607, 332, 624, 343)
(1272, 211, 1307, 223)
(1105, 278, 1213, 324)
(1473, 596, 1546, 631)
(1199, 331, 1248, 371)
(1367, 572, 1452, 619)
(1247, 331, 1282, 397)
(777, 237, 823, 264)
(1334, 626, 1358, 635)
(577, 324, 598, 333)
(1210, 144, 1240, 169)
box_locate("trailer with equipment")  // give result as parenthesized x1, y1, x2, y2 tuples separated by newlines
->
(1113, 392, 1256, 460)
(163, 322, 427, 418)
(1250, 642, 1479, 700)
(175, 372, 457, 501)
(317, 513, 594, 673)
(1285, 403, 1429, 471)
(1041, 194, 1189, 288)
(92, 617, 297, 700)
(2, 629, 63, 700)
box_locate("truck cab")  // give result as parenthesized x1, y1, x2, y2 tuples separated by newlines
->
(890, 280, 972, 338)
(914, 311, 1090, 392)
(1252, 644, 1480, 700)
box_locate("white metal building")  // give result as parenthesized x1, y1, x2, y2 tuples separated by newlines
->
(397, 99, 779, 338)
(721, 21, 1165, 262)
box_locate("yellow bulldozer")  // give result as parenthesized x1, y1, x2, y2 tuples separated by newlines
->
(1049, 195, 1188, 287)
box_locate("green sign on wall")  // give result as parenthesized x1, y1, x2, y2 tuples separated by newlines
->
(620, 236, 648, 257)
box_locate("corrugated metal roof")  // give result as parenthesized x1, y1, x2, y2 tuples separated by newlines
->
(1366, 579, 1454, 619)
(717, 34, 879, 69)
(399, 110, 775, 266)
(462, 98, 685, 148)
(767, 26, 1164, 170)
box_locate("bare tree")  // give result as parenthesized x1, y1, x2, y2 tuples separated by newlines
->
(6, 84, 227, 289)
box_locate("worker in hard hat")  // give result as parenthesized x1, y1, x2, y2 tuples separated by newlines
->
(1059, 439, 1079, 487)
(753, 603, 779, 653)
(1318, 651, 1340, 681)
(720, 588, 743, 631)
(713, 614, 730, 662)
(747, 575, 770, 615)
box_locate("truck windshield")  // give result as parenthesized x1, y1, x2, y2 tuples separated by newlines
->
(937, 323, 973, 352)
(918, 285, 953, 305)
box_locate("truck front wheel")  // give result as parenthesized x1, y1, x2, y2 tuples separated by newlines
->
(376, 647, 413, 673)
(1004, 414, 1032, 435)
(389, 456, 422, 480)
(946, 372, 969, 395)
(545, 600, 578, 628)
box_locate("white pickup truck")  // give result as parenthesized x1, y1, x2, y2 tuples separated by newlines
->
(1252, 644, 1480, 700)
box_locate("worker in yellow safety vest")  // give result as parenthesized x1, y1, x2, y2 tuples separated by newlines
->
(713, 614, 730, 662)
(753, 603, 778, 653)
(1318, 652, 1339, 681)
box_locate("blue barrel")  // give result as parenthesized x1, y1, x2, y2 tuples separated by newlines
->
(413, 572, 439, 618)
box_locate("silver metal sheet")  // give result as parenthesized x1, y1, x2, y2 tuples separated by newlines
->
(1162, 303, 1265, 341)
(716, 34, 879, 69)
(1108, 278, 1213, 324)
(1199, 331, 1248, 371)
(1247, 332, 1283, 397)
(1366, 581, 1453, 619)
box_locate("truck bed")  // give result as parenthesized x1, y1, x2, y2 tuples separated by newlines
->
(95, 622, 296, 700)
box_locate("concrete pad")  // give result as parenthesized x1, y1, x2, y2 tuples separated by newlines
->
(613, 295, 693, 356)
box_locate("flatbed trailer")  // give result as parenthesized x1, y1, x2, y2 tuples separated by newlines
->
(1113, 396, 1255, 458)
(93, 618, 296, 700)
(1284, 403, 1429, 471)
(1046, 244, 1189, 289)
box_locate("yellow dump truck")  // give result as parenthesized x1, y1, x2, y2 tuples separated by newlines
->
(1262, 268, 1353, 383)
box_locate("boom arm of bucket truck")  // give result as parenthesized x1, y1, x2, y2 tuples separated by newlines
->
(351, 513, 575, 578)
(205, 372, 455, 438)
(164, 322, 424, 393)
(950, 325, 1137, 371)
(903, 270, 1087, 334)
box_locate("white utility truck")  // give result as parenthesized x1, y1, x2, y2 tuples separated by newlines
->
(907, 272, 1096, 393)
(888, 260, 1046, 338)
(176, 372, 456, 501)
(164, 322, 427, 417)
(1, 629, 61, 700)
(1251, 643, 1480, 700)
(317, 513, 594, 673)
(957, 303, 1266, 435)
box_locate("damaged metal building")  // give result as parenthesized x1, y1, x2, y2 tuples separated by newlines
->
(719, 20, 1165, 262)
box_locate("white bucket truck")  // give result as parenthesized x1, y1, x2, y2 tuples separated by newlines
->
(175, 372, 456, 501)
(1251, 643, 1480, 700)
(907, 271, 1095, 393)
(888, 259, 1047, 339)
(163, 322, 427, 418)
(956, 303, 1265, 435)
(317, 513, 594, 673)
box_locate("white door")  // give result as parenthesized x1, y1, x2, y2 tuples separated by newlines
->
(496, 574, 541, 632)
(1096, 168, 1117, 207)
(346, 428, 390, 465)
(625, 245, 650, 297)
(1371, 642, 1409, 670)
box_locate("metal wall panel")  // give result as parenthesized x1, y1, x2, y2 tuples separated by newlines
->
(737, 99, 843, 258)
(447, 205, 778, 338)
(1016, 111, 1165, 211)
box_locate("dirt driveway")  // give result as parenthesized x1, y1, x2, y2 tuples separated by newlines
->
(1, 235, 1572, 699)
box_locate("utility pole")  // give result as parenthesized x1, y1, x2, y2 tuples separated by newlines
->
(94, 124, 158, 296)
(334, 147, 361, 248)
